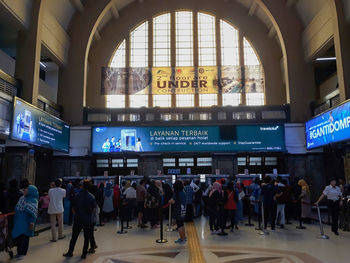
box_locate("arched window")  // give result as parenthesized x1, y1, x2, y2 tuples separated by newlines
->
(106, 11, 264, 108)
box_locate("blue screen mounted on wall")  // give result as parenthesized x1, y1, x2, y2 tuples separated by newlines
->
(92, 125, 285, 153)
(306, 100, 350, 150)
(11, 97, 70, 153)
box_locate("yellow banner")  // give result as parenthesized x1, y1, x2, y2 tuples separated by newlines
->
(152, 67, 218, 94)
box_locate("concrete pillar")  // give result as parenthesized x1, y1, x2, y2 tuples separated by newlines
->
(330, 0, 350, 101)
(15, 0, 45, 106)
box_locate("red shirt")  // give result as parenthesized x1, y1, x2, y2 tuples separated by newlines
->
(224, 190, 237, 210)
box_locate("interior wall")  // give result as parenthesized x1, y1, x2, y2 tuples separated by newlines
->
(0, 49, 15, 76)
(86, 0, 285, 108)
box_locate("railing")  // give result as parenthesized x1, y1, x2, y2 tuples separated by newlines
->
(83, 104, 290, 125)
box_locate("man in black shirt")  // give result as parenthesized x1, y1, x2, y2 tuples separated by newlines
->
(63, 180, 97, 259)
(260, 176, 282, 231)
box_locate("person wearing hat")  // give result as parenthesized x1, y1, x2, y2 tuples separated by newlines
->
(315, 178, 343, 235)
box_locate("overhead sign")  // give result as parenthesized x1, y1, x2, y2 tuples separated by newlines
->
(306, 100, 350, 150)
(102, 66, 253, 95)
(11, 97, 70, 153)
(92, 125, 285, 153)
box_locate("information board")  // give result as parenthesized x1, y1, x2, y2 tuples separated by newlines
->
(11, 97, 70, 153)
(306, 100, 350, 150)
(92, 125, 285, 153)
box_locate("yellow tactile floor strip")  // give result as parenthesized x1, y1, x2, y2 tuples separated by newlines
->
(186, 222, 206, 263)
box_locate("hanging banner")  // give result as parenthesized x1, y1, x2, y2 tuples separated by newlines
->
(128, 68, 152, 95)
(152, 66, 218, 94)
(101, 67, 151, 95)
(101, 66, 250, 95)
(245, 65, 264, 93)
(221, 66, 242, 93)
(101, 67, 127, 95)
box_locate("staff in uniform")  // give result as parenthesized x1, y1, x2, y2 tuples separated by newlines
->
(315, 178, 343, 235)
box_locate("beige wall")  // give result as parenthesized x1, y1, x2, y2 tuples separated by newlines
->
(86, 0, 285, 109)
(58, 0, 330, 125)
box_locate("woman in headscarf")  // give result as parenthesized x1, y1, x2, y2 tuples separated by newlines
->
(145, 181, 160, 229)
(208, 182, 227, 235)
(102, 182, 114, 222)
(12, 185, 39, 260)
(298, 179, 312, 223)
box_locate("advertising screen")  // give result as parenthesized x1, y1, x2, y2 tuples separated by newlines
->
(92, 125, 285, 153)
(306, 100, 350, 150)
(11, 97, 70, 153)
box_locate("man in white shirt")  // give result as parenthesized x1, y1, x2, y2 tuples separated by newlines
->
(48, 179, 66, 242)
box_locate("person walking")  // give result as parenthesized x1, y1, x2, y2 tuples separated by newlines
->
(63, 180, 97, 259)
(48, 179, 66, 242)
(315, 178, 343, 235)
(12, 185, 39, 260)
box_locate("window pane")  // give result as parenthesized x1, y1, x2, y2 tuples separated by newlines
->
(153, 94, 171, 107)
(246, 93, 264, 106)
(176, 94, 194, 107)
(220, 20, 239, 66)
(110, 40, 126, 68)
(223, 93, 241, 106)
(130, 22, 148, 68)
(243, 38, 259, 66)
(153, 14, 171, 67)
(199, 94, 217, 107)
(176, 11, 193, 66)
(106, 95, 126, 108)
(198, 13, 216, 66)
(130, 95, 148, 108)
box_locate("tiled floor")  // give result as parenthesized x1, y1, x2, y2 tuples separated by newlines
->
(0, 217, 349, 262)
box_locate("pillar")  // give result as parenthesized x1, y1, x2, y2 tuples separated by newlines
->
(330, 0, 350, 101)
(15, 0, 45, 106)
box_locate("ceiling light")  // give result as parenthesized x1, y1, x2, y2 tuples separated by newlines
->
(316, 57, 336, 61)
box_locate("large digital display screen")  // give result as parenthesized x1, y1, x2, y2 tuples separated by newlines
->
(92, 125, 285, 153)
(11, 97, 70, 153)
(306, 100, 350, 150)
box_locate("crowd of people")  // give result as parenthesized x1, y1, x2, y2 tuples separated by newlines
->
(0, 175, 349, 260)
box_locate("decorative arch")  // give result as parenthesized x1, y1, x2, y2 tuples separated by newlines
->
(59, 0, 313, 124)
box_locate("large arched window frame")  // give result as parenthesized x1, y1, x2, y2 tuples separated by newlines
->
(106, 11, 264, 108)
